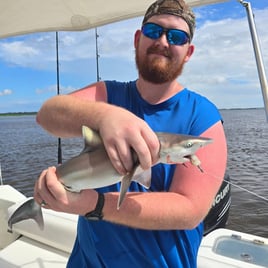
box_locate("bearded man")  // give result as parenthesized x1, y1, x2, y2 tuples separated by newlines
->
(35, 0, 227, 267)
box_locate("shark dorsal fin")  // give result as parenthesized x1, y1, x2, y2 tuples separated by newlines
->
(82, 125, 103, 152)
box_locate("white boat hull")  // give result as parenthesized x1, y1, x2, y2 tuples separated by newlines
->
(0, 185, 267, 268)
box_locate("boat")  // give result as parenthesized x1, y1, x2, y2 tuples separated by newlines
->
(0, 184, 267, 268)
(0, 0, 267, 267)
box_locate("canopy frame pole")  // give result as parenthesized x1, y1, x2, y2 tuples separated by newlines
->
(239, 0, 268, 121)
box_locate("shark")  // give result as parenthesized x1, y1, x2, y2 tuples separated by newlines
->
(7, 126, 213, 231)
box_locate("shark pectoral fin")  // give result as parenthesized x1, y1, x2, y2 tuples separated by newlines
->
(132, 168, 152, 189)
(7, 198, 44, 232)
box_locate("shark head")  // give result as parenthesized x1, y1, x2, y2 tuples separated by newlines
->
(157, 133, 213, 164)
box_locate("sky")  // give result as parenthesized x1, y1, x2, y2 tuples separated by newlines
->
(0, 0, 268, 113)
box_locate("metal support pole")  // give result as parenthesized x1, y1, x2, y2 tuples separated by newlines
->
(239, 0, 268, 121)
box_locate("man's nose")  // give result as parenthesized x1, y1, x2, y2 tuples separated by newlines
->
(155, 32, 169, 47)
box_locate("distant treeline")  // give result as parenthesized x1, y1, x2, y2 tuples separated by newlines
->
(0, 112, 37, 116)
(0, 108, 263, 116)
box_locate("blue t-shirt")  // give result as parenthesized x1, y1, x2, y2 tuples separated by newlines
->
(67, 80, 222, 268)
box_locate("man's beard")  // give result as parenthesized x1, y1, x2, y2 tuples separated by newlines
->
(135, 44, 185, 84)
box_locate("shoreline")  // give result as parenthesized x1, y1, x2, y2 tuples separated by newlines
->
(0, 112, 37, 117)
(0, 107, 264, 116)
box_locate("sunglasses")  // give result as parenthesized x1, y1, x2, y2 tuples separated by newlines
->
(141, 22, 190, 46)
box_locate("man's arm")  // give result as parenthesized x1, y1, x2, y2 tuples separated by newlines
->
(36, 81, 159, 174)
(36, 81, 108, 138)
(35, 121, 227, 230)
(101, 120, 227, 229)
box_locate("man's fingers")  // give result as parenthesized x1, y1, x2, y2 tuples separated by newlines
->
(105, 143, 128, 175)
(34, 169, 51, 206)
(129, 138, 152, 170)
(142, 130, 160, 165)
(106, 138, 150, 174)
(44, 166, 66, 200)
(34, 167, 60, 208)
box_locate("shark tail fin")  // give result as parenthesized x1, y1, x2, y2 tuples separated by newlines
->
(8, 198, 44, 232)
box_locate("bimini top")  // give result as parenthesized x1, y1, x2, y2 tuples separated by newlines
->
(0, 0, 228, 39)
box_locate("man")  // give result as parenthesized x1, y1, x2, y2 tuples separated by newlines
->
(34, 0, 227, 267)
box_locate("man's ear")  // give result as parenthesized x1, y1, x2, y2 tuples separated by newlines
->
(134, 30, 141, 49)
(184, 44, 195, 62)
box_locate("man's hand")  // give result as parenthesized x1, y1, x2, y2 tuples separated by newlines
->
(97, 106, 160, 174)
(34, 167, 97, 215)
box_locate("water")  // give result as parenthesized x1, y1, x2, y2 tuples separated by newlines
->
(221, 109, 268, 238)
(0, 109, 268, 238)
(0, 115, 84, 195)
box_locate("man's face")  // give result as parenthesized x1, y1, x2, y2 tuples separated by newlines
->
(135, 15, 194, 84)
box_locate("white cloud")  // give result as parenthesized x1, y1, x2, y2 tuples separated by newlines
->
(0, 41, 39, 67)
(180, 8, 268, 109)
(36, 84, 75, 94)
(0, 33, 55, 69)
(0, 89, 12, 96)
(0, 17, 141, 69)
(0, 5, 267, 109)
(97, 17, 141, 60)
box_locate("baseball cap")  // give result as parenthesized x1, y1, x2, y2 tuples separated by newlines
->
(142, 0, 196, 41)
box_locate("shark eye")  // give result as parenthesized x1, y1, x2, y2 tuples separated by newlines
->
(185, 142, 193, 148)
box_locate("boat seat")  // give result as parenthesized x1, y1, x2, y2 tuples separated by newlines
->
(10, 206, 78, 254)
(0, 236, 70, 268)
(0, 185, 78, 267)
(0, 185, 78, 254)
(198, 228, 268, 268)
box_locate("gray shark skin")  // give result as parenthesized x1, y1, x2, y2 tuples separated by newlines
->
(8, 126, 213, 231)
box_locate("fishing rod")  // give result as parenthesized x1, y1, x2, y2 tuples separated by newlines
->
(56, 31, 62, 165)
(55, 28, 100, 164)
(95, 28, 101, 82)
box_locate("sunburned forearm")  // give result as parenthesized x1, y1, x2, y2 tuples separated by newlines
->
(102, 192, 203, 230)
(36, 95, 113, 138)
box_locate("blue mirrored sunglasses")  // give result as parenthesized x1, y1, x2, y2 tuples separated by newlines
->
(141, 22, 190, 46)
